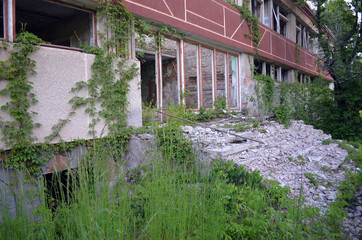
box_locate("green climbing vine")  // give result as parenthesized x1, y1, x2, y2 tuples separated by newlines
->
(227, 0, 261, 48)
(0, 32, 50, 171)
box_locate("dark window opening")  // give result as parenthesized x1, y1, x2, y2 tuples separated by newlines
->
(16, 0, 93, 47)
(254, 59, 263, 74)
(266, 63, 271, 76)
(44, 168, 79, 212)
(281, 68, 288, 82)
(138, 53, 157, 108)
(1, 0, 4, 38)
(280, 19, 287, 37)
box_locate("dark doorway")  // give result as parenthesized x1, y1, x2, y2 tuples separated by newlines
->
(44, 169, 78, 211)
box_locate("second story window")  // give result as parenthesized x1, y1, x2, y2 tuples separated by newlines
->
(296, 22, 301, 45)
(263, 0, 270, 27)
(273, 3, 288, 37)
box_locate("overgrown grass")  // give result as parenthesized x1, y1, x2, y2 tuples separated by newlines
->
(0, 119, 353, 239)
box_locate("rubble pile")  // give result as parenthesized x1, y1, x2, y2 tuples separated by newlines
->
(182, 120, 361, 238)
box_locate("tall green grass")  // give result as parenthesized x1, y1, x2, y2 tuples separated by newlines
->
(0, 120, 348, 239)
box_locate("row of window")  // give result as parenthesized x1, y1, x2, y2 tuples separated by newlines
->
(230, 0, 315, 53)
(254, 59, 312, 84)
(1, 0, 95, 48)
(136, 37, 240, 110)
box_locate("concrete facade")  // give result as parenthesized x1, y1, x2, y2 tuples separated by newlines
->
(0, 45, 142, 150)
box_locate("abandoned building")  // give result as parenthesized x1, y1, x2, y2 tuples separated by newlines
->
(0, 0, 333, 219)
(0, 0, 331, 149)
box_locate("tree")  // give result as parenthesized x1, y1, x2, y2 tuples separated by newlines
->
(311, 0, 361, 140)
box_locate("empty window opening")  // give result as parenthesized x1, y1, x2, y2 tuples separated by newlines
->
(254, 59, 263, 74)
(44, 168, 79, 211)
(161, 38, 179, 108)
(139, 53, 157, 107)
(229, 55, 238, 108)
(136, 34, 157, 108)
(0, 0, 4, 38)
(184, 42, 199, 109)
(216, 51, 226, 101)
(16, 0, 94, 47)
(281, 68, 288, 82)
(201, 47, 214, 108)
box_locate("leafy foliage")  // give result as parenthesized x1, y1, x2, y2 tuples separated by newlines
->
(311, 0, 362, 141)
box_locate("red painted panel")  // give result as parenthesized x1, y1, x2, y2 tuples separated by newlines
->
(299, 51, 307, 68)
(258, 28, 270, 53)
(164, 0, 185, 20)
(130, 0, 171, 15)
(225, 8, 243, 38)
(231, 21, 252, 46)
(285, 42, 296, 62)
(271, 34, 285, 58)
(186, 0, 224, 26)
(187, 11, 224, 35)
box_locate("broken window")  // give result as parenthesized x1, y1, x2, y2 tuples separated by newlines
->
(1, 0, 4, 39)
(229, 55, 238, 108)
(184, 42, 199, 109)
(201, 47, 214, 108)
(162, 38, 179, 108)
(216, 51, 226, 101)
(273, 3, 288, 37)
(16, 0, 94, 48)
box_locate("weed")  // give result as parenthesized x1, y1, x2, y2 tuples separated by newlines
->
(252, 121, 260, 128)
(322, 139, 332, 145)
(321, 165, 332, 172)
(304, 173, 321, 187)
(234, 124, 248, 132)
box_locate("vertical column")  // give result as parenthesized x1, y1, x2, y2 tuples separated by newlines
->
(288, 12, 296, 42)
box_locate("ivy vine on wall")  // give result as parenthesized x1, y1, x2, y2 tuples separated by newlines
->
(0, 32, 49, 171)
(227, 0, 261, 49)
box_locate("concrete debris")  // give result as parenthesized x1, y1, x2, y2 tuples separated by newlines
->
(182, 120, 361, 239)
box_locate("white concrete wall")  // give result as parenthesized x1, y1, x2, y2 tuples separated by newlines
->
(0, 45, 142, 150)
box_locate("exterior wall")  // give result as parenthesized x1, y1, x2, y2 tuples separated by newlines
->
(0, 45, 142, 150)
(124, 0, 331, 80)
